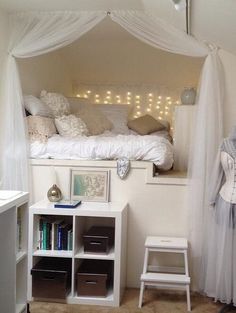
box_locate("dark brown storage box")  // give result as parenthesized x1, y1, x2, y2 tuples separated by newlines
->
(77, 260, 112, 297)
(83, 226, 115, 254)
(31, 258, 71, 299)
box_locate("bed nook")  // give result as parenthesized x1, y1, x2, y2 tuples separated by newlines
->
(0, 5, 228, 312)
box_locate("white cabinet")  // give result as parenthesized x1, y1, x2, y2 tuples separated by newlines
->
(0, 191, 29, 313)
(28, 200, 128, 307)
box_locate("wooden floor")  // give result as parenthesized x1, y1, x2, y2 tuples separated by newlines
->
(30, 288, 224, 313)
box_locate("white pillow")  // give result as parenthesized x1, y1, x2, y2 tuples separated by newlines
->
(40, 90, 70, 117)
(24, 95, 53, 118)
(99, 104, 130, 134)
(55, 114, 89, 137)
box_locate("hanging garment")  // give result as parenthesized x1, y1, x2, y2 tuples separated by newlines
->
(202, 137, 236, 304)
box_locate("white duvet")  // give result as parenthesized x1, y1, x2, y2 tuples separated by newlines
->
(30, 132, 174, 170)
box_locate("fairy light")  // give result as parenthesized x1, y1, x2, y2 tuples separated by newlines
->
(135, 100, 140, 104)
(146, 108, 151, 112)
(148, 93, 153, 97)
(84, 94, 88, 99)
(76, 94, 81, 98)
(137, 111, 141, 115)
(106, 95, 111, 99)
(165, 106, 169, 110)
(156, 105, 160, 109)
(95, 94, 100, 98)
(149, 98, 153, 102)
(136, 105, 141, 109)
(165, 111, 169, 115)
(104, 100, 108, 104)
(166, 96, 171, 100)
(127, 92, 131, 95)
(136, 95, 140, 99)
(95, 99, 100, 103)
(117, 99, 121, 103)
(158, 116, 163, 120)
(158, 96, 162, 100)
(157, 101, 161, 104)
(160, 111, 163, 115)
(87, 90, 91, 94)
(107, 91, 111, 95)
(168, 101, 172, 105)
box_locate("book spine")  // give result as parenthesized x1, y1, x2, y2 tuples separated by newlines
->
(42, 221, 47, 250)
(51, 222, 55, 250)
(58, 224, 62, 250)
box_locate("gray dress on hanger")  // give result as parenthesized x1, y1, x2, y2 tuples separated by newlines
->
(202, 137, 236, 305)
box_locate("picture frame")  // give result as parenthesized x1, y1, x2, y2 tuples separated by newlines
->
(70, 169, 110, 202)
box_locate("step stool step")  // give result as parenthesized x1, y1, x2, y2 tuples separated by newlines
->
(141, 272, 190, 285)
(145, 236, 188, 250)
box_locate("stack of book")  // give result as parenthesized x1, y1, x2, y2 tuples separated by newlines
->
(37, 216, 73, 251)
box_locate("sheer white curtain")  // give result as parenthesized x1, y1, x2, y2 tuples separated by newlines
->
(111, 11, 224, 291)
(2, 11, 106, 191)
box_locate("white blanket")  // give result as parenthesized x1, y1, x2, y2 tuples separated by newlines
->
(30, 133, 174, 170)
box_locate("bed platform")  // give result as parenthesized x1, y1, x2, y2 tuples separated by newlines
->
(30, 158, 187, 288)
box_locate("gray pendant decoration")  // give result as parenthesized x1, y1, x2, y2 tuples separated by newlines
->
(117, 157, 130, 180)
(47, 184, 62, 202)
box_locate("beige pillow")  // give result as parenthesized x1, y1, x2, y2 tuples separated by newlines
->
(127, 114, 165, 135)
(76, 105, 113, 135)
(26, 116, 57, 142)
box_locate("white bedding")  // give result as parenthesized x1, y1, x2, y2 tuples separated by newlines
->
(30, 132, 174, 170)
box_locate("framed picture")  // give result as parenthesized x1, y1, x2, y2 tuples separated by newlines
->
(70, 169, 110, 202)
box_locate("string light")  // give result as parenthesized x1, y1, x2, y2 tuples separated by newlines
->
(76, 87, 180, 127)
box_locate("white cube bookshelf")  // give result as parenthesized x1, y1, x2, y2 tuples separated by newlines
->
(28, 200, 128, 307)
(0, 191, 29, 313)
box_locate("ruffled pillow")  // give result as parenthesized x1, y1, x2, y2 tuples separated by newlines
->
(75, 105, 113, 135)
(55, 114, 89, 137)
(40, 90, 70, 117)
(26, 116, 57, 142)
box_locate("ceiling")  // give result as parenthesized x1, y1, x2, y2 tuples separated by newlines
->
(0, 0, 236, 55)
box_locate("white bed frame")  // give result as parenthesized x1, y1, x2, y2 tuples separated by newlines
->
(30, 159, 188, 288)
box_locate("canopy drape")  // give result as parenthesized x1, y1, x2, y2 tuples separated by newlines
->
(1, 10, 224, 292)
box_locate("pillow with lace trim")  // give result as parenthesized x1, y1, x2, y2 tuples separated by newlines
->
(55, 114, 89, 137)
(26, 116, 57, 142)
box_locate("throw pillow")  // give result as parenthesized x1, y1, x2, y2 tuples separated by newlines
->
(24, 95, 53, 118)
(127, 114, 165, 135)
(55, 114, 89, 137)
(76, 105, 113, 135)
(40, 90, 70, 117)
(99, 104, 130, 134)
(26, 116, 57, 142)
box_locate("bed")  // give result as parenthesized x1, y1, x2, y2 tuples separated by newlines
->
(25, 92, 174, 171)
(30, 131, 173, 170)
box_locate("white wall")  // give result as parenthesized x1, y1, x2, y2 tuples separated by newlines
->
(0, 8, 9, 183)
(60, 18, 203, 91)
(17, 51, 72, 97)
(219, 49, 236, 135)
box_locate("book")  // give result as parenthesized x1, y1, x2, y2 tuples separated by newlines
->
(54, 200, 81, 209)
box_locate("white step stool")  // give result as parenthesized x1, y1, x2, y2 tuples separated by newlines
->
(138, 236, 191, 311)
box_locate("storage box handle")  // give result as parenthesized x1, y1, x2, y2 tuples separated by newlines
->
(85, 280, 97, 285)
(90, 241, 102, 245)
(41, 275, 56, 281)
